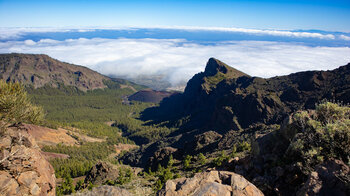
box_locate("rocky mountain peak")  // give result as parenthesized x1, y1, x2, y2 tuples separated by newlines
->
(204, 58, 229, 76)
(204, 57, 249, 78)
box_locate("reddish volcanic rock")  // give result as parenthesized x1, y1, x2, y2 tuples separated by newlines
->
(0, 124, 56, 196)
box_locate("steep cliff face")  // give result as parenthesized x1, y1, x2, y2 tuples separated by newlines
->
(0, 53, 109, 91)
(0, 124, 56, 196)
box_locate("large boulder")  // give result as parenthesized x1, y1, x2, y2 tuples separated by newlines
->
(0, 125, 56, 196)
(157, 170, 264, 196)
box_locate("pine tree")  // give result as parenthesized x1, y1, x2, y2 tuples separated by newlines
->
(167, 154, 174, 168)
(183, 155, 192, 169)
(0, 80, 44, 132)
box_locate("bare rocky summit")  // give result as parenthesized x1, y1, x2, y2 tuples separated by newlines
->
(157, 170, 264, 196)
(0, 125, 56, 196)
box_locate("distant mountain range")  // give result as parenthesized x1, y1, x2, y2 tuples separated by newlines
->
(0, 53, 142, 91)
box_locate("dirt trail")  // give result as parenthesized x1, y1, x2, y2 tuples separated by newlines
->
(41, 151, 70, 160)
(120, 84, 137, 92)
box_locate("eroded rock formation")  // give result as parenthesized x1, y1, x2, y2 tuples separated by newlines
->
(0, 125, 56, 196)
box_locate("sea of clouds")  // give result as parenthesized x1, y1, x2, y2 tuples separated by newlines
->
(0, 27, 349, 89)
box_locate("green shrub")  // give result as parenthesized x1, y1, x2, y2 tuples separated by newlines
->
(75, 179, 84, 191)
(287, 102, 350, 166)
(153, 163, 175, 191)
(212, 150, 229, 167)
(237, 141, 251, 152)
(316, 101, 350, 125)
(230, 145, 237, 158)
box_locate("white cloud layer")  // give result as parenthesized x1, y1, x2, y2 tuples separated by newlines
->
(0, 27, 71, 40)
(340, 35, 350, 41)
(1, 38, 350, 88)
(158, 26, 337, 39)
(1, 26, 348, 41)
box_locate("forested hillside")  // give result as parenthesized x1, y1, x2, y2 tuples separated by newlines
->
(0, 53, 179, 194)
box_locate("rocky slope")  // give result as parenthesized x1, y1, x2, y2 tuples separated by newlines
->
(23, 123, 78, 147)
(232, 102, 350, 195)
(0, 124, 56, 195)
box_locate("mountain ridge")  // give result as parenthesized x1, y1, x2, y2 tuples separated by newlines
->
(141, 59, 350, 132)
(0, 53, 141, 91)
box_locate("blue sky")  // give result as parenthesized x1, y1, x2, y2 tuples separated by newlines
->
(1, 0, 350, 31)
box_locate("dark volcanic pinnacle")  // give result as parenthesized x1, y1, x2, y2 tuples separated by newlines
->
(204, 57, 248, 78)
(204, 58, 229, 76)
